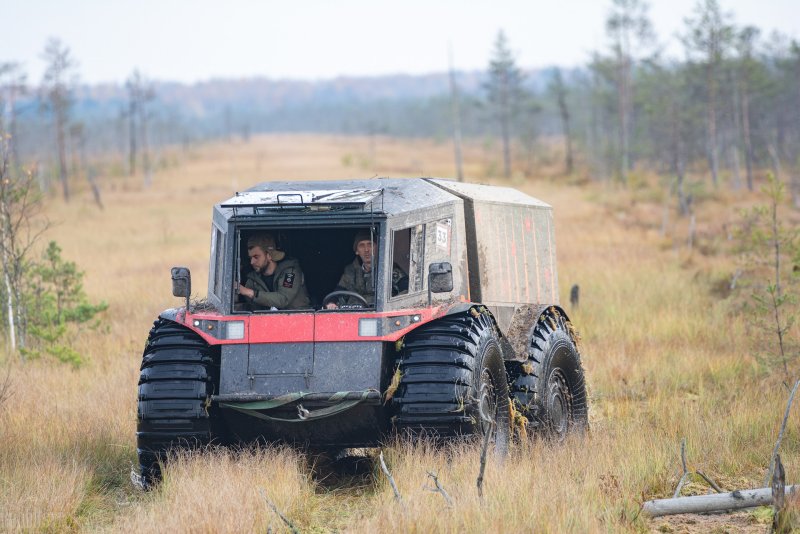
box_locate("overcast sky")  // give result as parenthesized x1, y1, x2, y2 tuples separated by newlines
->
(4, 0, 800, 85)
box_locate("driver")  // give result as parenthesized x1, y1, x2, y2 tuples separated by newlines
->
(238, 233, 311, 310)
(325, 230, 408, 309)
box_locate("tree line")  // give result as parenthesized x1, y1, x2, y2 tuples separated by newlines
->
(481, 0, 800, 211)
(2, 1, 800, 206)
(1, 39, 163, 204)
(2, 1, 797, 210)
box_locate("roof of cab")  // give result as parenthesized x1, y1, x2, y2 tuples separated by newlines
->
(216, 177, 551, 218)
(219, 178, 458, 217)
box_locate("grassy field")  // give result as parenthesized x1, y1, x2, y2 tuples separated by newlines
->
(1, 134, 798, 532)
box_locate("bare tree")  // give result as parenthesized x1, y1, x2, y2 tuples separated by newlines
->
(126, 74, 138, 176)
(40, 38, 78, 202)
(0, 63, 28, 172)
(734, 26, 760, 192)
(0, 132, 48, 354)
(585, 53, 619, 181)
(139, 83, 155, 188)
(665, 65, 694, 216)
(788, 40, 800, 208)
(485, 31, 525, 180)
(448, 45, 464, 182)
(0, 134, 15, 353)
(115, 105, 127, 164)
(126, 70, 156, 186)
(548, 68, 574, 175)
(69, 122, 103, 209)
(606, 0, 655, 182)
(683, 0, 734, 188)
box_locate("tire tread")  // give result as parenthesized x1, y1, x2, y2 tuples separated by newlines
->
(136, 318, 219, 486)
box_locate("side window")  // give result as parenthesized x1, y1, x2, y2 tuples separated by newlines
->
(212, 226, 225, 298)
(391, 224, 425, 297)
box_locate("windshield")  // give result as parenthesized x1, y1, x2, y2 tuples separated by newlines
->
(232, 226, 384, 313)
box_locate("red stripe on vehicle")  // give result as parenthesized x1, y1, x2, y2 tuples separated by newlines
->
(180, 306, 452, 345)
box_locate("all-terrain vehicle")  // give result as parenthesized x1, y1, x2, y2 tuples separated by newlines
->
(137, 178, 588, 483)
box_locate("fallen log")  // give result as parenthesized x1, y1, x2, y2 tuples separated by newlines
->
(642, 485, 798, 517)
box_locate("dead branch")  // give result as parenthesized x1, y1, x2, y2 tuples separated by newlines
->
(765, 379, 800, 486)
(673, 438, 723, 498)
(476, 396, 494, 500)
(773, 455, 786, 510)
(772, 454, 786, 532)
(673, 437, 689, 498)
(680, 437, 687, 473)
(643, 485, 798, 518)
(426, 471, 453, 507)
(86, 167, 103, 210)
(379, 450, 402, 502)
(695, 470, 723, 493)
(673, 473, 691, 499)
(259, 489, 299, 534)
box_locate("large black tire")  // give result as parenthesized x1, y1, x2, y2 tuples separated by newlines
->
(391, 308, 510, 453)
(136, 318, 220, 486)
(507, 307, 588, 439)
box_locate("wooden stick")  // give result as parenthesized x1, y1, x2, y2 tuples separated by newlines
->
(673, 472, 691, 499)
(259, 489, 299, 534)
(379, 451, 402, 502)
(765, 379, 800, 486)
(672, 438, 723, 497)
(772, 455, 786, 531)
(680, 437, 687, 473)
(696, 470, 723, 493)
(642, 485, 798, 518)
(426, 471, 454, 507)
(476, 398, 493, 500)
(673, 437, 689, 498)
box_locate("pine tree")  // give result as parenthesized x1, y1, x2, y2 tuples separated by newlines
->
(485, 31, 526, 179)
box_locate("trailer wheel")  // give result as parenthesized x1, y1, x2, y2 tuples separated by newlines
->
(508, 308, 588, 440)
(391, 309, 510, 454)
(136, 318, 221, 487)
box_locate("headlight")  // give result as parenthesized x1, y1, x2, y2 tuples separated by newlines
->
(358, 318, 379, 337)
(225, 321, 245, 340)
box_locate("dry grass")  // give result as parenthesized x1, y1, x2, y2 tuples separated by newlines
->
(1, 134, 798, 532)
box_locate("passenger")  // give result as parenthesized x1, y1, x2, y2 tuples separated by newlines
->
(326, 230, 408, 309)
(238, 233, 311, 310)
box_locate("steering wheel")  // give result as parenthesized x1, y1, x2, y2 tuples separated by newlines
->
(322, 290, 368, 308)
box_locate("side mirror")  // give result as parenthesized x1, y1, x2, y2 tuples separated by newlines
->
(428, 262, 453, 305)
(171, 267, 191, 309)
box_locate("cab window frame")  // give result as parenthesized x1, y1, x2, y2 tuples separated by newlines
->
(388, 224, 425, 301)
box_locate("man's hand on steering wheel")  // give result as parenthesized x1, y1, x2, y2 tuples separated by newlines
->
(321, 290, 368, 309)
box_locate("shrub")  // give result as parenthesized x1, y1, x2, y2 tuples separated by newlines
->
(18, 241, 108, 367)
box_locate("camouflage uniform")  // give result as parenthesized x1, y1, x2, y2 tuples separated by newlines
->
(244, 257, 311, 310)
(334, 259, 408, 306)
